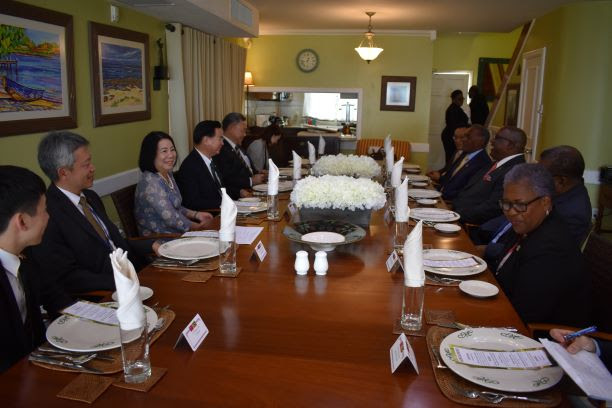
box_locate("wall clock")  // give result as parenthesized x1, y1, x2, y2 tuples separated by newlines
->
(296, 49, 319, 73)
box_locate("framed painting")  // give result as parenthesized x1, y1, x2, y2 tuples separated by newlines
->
(477, 57, 510, 102)
(380, 76, 416, 112)
(504, 83, 520, 126)
(89, 22, 150, 127)
(0, 0, 77, 137)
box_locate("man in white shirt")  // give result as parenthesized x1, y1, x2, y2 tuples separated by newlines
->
(452, 126, 527, 225)
(177, 120, 228, 210)
(213, 112, 266, 199)
(30, 131, 160, 295)
(0, 166, 72, 372)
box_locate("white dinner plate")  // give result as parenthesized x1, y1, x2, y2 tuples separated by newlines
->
(416, 198, 437, 206)
(404, 168, 421, 174)
(403, 163, 420, 169)
(47, 302, 158, 352)
(407, 189, 442, 199)
(279, 168, 308, 177)
(411, 181, 428, 187)
(434, 223, 462, 233)
(239, 197, 261, 203)
(235, 201, 268, 214)
(405, 174, 430, 182)
(459, 280, 499, 298)
(253, 180, 294, 193)
(158, 237, 220, 260)
(112, 286, 153, 302)
(410, 208, 460, 223)
(422, 249, 487, 276)
(440, 328, 563, 392)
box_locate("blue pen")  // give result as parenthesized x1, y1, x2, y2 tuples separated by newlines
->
(563, 326, 597, 342)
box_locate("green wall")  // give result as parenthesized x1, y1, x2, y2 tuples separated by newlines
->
(522, 0, 612, 204)
(0, 0, 168, 181)
(246, 35, 434, 168)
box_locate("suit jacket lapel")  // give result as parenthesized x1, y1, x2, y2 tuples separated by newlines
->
(48, 184, 108, 245)
(0, 264, 27, 345)
(193, 150, 221, 196)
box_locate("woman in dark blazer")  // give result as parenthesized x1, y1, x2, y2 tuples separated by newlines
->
(495, 163, 590, 327)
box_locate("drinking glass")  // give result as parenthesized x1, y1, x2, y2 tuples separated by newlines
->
(219, 238, 237, 275)
(267, 194, 279, 220)
(119, 311, 151, 383)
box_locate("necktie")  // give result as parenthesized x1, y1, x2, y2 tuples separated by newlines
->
(14, 266, 27, 324)
(79, 196, 108, 242)
(482, 162, 498, 181)
(450, 154, 470, 178)
(235, 146, 253, 175)
(210, 161, 222, 189)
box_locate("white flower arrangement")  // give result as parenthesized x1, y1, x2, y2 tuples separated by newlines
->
(291, 175, 386, 211)
(311, 154, 381, 178)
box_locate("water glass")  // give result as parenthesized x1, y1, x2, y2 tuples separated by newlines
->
(119, 312, 151, 383)
(267, 194, 280, 220)
(401, 285, 424, 331)
(219, 238, 237, 275)
(394, 221, 409, 249)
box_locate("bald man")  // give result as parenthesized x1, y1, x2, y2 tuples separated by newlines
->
(453, 126, 527, 225)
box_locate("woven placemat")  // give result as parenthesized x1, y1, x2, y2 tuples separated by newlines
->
(57, 373, 114, 404)
(32, 309, 176, 375)
(182, 271, 214, 283)
(426, 326, 562, 407)
(113, 367, 167, 392)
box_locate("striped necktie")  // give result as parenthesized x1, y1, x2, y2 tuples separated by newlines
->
(210, 161, 222, 189)
(235, 146, 253, 175)
(79, 196, 107, 242)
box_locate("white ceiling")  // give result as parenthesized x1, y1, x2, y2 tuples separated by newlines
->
(249, 0, 587, 34)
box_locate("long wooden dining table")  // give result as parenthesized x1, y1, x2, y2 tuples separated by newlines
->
(1, 195, 567, 407)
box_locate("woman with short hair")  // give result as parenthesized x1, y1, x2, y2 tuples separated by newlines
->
(134, 131, 213, 236)
(495, 163, 590, 327)
(247, 124, 282, 173)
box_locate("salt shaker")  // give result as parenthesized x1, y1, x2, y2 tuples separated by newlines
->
(294, 251, 309, 275)
(313, 251, 328, 276)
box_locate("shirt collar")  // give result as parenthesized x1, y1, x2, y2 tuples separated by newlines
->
(466, 149, 483, 160)
(56, 185, 82, 208)
(496, 153, 524, 168)
(223, 136, 237, 150)
(195, 148, 212, 166)
(0, 248, 20, 278)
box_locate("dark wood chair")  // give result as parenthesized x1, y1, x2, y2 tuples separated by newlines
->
(528, 232, 612, 339)
(110, 184, 139, 239)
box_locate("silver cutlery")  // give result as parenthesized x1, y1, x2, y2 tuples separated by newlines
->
(31, 351, 96, 365)
(29, 354, 103, 374)
(454, 385, 551, 404)
(154, 258, 200, 266)
(426, 274, 462, 284)
(430, 345, 447, 369)
(149, 317, 166, 338)
(37, 345, 115, 362)
(437, 321, 519, 332)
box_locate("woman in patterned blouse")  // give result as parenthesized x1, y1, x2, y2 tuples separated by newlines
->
(135, 132, 213, 236)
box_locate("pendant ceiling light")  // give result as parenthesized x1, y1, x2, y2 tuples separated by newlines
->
(355, 11, 383, 63)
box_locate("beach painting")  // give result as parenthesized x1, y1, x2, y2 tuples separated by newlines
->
(0, 8, 75, 131)
(90, 22, 150, 127)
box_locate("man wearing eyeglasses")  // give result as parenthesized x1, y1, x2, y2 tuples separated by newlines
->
(452, 126, 527, 225)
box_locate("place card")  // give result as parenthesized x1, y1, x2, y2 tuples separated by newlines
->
(287, 202, 298, 217)
(62, 301, 118, 326)
(449, 345, 553, 370)
(385, 250, 401, 273)
(253, 240, 267, 262)
(390, 333, 419, 374)
(173, 314, 209, 351)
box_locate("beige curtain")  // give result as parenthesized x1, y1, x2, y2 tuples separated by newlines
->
(182, 27, 246, 147)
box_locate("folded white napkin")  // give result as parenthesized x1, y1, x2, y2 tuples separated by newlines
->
(292, 150, 302, 180)
(318, 136, 326, 155)
(110, 248, 144, 330)
(219, 187, 237, 241)
(384, 134, 392, 152)
(395, 176, 410, 222)
(385, 146, 394, 174)
(403, 221, 424, 287)
(391, 156, 405, 187)
(308, 141, 316, 164)
(268, 159, 279, 195)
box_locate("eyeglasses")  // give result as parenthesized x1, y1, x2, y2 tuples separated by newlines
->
(498, 196, 543, 213)
(492, 135, 513, 144)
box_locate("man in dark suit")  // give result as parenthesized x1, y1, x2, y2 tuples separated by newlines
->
(176, 120, 226, 210)
(468, 85, 489, 125)
(30, 131, 159, 295)
(213, 112, 266, 199)
(452, 126, 527, 225)
(1, 166, 73, 372)
(438, 124, 492, 201)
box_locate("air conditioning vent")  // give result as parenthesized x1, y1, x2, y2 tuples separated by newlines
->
(231, 0, 253, 27)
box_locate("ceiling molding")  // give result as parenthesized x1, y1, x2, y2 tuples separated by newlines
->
(258, 29, 437, 40)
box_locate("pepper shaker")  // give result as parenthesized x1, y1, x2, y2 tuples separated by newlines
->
(294, 251, 309, 275)
(313, 251, 328, 276)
